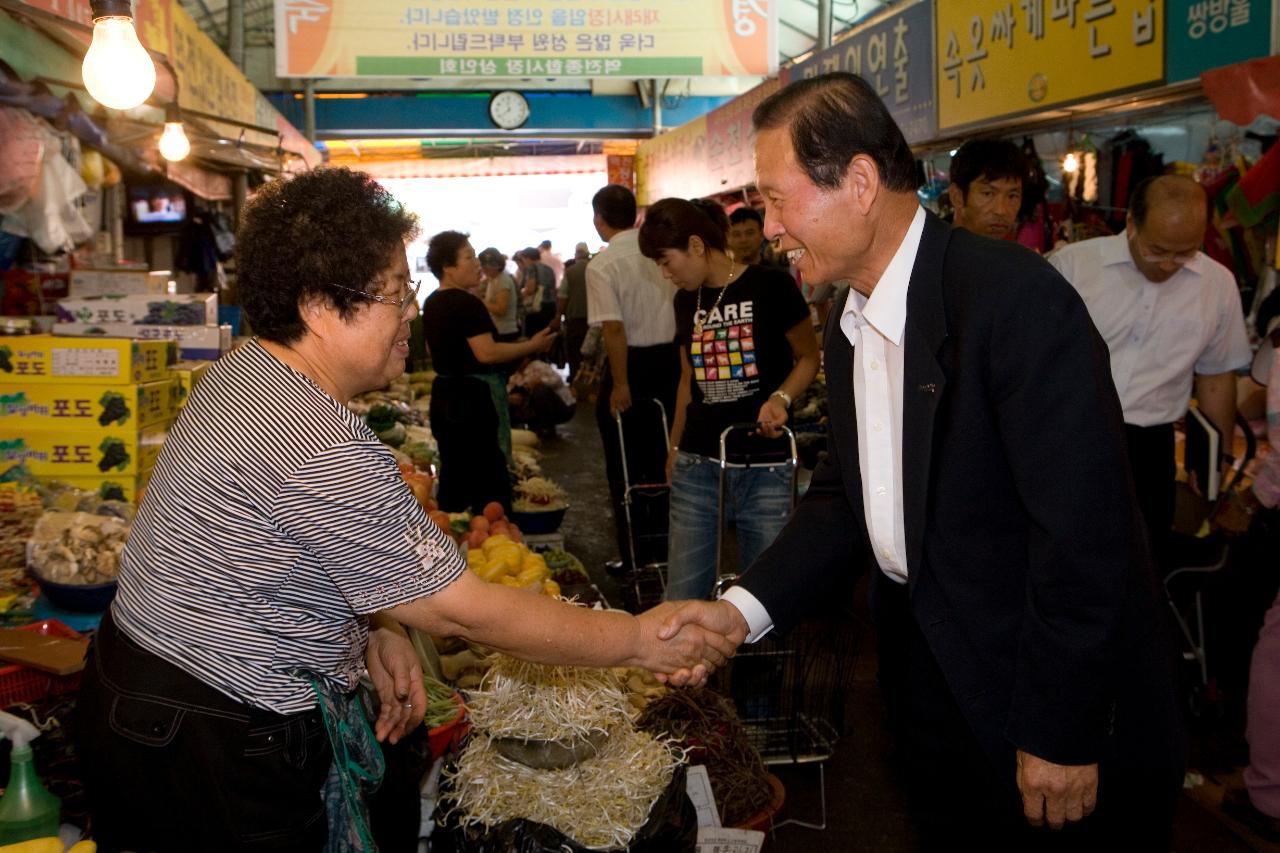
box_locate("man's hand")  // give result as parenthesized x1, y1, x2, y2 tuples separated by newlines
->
(654, 600, 749, 686)
(366, 623, 427, 744)
(610, 382, 633, 417)
(632, 602, 742, 686)
(1016, 750, 1098, 830)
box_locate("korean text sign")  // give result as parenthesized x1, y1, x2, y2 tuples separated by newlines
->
(935, 0, 1164, 131)
(788, 0, 936, 144)
(275, 0, 779, 78)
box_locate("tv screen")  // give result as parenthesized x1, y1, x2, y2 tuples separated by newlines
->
(125, 182, 188, 232)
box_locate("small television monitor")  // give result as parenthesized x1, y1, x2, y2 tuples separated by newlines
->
(124, 181, 189, 234)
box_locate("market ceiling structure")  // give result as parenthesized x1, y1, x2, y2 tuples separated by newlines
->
(173, 0, 884, 146)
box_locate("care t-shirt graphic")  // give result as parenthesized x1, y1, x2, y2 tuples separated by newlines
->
(674, 265, 809, 458)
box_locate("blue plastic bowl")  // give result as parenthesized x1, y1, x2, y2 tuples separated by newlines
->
(29, 570, 118, 612)
(509, 506, 568, 535)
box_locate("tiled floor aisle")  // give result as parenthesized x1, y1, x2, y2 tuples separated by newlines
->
(537, 403, 1265, 852)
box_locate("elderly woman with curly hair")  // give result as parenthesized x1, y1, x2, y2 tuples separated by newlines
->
(75, 168, 736, 852)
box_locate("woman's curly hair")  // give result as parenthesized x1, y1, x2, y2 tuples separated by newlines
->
(236, 167, 420, 343)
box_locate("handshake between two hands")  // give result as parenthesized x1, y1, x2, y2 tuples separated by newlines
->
(634, 599, 750, 688)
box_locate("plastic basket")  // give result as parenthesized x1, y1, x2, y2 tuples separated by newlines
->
(0, 619, 83, 707)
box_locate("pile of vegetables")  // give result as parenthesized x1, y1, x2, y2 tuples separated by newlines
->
(464, 531, 559, 599)
(443, 655, 682, 850)
(512, 476, 568, 513)
(421, 673, 464, 730)
(27, 511, 128, 585)
(542, 547, 590, 587)
(634, 687, 774, 827)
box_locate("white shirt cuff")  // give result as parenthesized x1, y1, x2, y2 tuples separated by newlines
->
(719, 586, 774, 643)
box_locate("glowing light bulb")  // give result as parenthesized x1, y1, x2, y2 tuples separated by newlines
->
(159, 121, 190, 161)
(1062, 151, 1080, 174)
(82, 16, 156, 110)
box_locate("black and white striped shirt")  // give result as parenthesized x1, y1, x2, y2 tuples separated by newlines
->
(112, 339, 464, 714)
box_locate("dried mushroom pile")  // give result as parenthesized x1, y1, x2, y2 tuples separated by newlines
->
(27, 511, 129, 584)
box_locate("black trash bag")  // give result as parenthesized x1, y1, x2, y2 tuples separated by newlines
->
(438, 762, 697, 853)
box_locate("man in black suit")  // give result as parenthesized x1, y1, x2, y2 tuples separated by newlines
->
(660, 72, 1184, 848)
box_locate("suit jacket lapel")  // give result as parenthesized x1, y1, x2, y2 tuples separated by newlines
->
(901, 215, 951, 590)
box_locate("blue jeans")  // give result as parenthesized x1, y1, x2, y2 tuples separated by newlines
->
(664, 450, 793, 601)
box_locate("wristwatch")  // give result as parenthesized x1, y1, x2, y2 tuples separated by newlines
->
(770, 389, 793, 408)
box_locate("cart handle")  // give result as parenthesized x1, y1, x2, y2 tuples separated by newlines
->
(717, 423, 798, 469)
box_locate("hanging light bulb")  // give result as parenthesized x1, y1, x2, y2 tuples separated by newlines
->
(82, 1, 156, 110)
(1062, 151, 1080, 175)
(159, 107, 190, 162)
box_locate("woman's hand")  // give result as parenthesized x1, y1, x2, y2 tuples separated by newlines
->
(531, 326, 557, 352)
(755, 397, 789, 439)
(665, 447, 678, 484)
(366, 623, 427, 744)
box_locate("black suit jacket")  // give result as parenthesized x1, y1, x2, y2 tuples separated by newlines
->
(738, 213, 1183, 774)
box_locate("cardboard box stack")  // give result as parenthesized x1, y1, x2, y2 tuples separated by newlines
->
(52, 269, 233, 361)
(0, 336, 178, 503)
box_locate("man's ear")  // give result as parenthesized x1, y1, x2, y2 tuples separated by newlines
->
(846, 155, 881, 215)
(948, 183, 965, 217)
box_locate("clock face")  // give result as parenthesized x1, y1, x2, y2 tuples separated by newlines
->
(489, 91, 530, 130)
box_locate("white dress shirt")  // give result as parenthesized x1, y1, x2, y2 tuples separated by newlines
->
(585, 228, 676, 347)
(723, 207, 926, 640)
(1049, 234, 1250, 427)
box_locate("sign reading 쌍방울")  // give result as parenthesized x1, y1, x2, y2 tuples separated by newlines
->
(787, 0, 935, 144)
(935, 0, 1164, 132)
(1165, 0, 1272, 83)
(275, 0, 779, 78)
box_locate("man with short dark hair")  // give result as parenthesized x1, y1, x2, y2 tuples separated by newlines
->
(1050, 174, 1250, 553)
(661, 72, 1184, 849)
(587, 184, 680, 571)
(539, 238, 565, 283)
(948, 138, 1027, 240)
(728, 207, 767, 265)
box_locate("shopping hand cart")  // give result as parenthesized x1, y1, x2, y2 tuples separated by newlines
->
(711, 423, 798, 592)
(615, 399, 670, 613)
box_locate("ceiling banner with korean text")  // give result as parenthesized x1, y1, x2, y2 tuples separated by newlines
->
(703, 78, 781, 194)
(935, 0, 1165, 132)
(275, 0, 779, 78)
(786, 0, 936, 144)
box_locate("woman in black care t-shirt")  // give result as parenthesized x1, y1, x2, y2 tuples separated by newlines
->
(639, 199, 819, 601)
(421, 231, 554, 512)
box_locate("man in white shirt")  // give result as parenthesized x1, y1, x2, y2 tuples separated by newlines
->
(659, 72, 1183, 850)
(586, 184, 681, 570)
(1049, 175, 1251, 555)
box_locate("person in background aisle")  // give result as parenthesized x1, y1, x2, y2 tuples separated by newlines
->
(539, 238, 565, 283)
(658, 71, 1185, 850)
(508, 357, 577, 438)
(1049, 174, 1251, 560)
(516, 247, 558, 337)
(422, 231, 555, 513)
(947, 138, 1027, 240)
(557, 241, 592, 381)
(478, 247, 520, 343)
(587, 183, 682, 571)
(1217, 315, 1280, 840)
(75, 168, 736, 853)
(639, 198, 819, 600)
(728, 206, 789, 276)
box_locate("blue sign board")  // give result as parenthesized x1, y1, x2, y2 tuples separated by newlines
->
(788, 0, 936, 144)
(1166, 0, 1273, 83)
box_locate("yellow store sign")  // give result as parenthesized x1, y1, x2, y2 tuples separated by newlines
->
(275, 0, 778, 78)
(935, 0, 1164, 131)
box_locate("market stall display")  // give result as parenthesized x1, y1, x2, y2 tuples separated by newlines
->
(442, 655, 688, 851)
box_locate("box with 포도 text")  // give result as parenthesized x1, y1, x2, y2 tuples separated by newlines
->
(55, 292, 218, 326)
(53, 323, 231, 360)
(40, 471, 153, 503)
(169, 360, 211, 408)
(0, 379, 179, 432)
(0, 420, 171, 476)
(0, 336, 175, 383)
